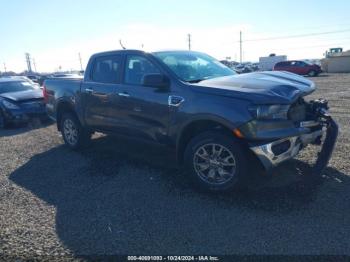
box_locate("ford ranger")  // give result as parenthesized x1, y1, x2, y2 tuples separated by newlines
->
(44, 50, 338, 191)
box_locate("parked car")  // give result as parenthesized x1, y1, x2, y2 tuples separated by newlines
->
(273, 60, 322, 76)
(0, 78, 47, 128)
(44, 50, 337, 192)
(51, 73, 82, 78)
(8, 76, 40, 88)
(26, 75, 40, 83)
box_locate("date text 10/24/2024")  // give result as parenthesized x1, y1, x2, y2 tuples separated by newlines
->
(127, 256, 219, 261)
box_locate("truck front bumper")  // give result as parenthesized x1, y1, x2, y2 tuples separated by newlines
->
(249, 106, 338, 174)
(250, 129, 323, 170)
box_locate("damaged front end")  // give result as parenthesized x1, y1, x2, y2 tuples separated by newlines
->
(248, 98, 338, 175)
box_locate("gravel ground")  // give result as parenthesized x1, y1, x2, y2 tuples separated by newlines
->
(1, 73, 350, 259)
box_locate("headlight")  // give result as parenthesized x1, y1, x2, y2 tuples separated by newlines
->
(248, 104, 289, 120)
(2, 100, 20, 110)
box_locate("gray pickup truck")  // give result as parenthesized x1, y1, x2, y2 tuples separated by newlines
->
(44, 49, 338, 191)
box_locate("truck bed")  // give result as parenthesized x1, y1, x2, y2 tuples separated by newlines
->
(44, 77, 83, 120)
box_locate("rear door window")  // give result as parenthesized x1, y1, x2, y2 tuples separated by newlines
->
(92, 55, 122, 84)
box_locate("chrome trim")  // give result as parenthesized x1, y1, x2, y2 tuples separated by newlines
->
(168, 95, 185, 107)
(118, 92, 130, 97)
(250, 129, 323, 170)
(300, 120, 319, 128)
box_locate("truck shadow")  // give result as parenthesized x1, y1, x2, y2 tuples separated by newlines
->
(9, 134, 350, 254)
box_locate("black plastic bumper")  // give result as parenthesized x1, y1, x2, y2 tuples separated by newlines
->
(312, 114, 338, 176)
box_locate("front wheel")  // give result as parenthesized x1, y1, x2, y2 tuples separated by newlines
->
(308, 70, 318, 77)
(184, 131, 248, 192)
(60, 113, 91, 150)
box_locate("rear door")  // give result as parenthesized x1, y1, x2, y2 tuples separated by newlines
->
(82, 54, 126, 131)
(296, 61, 309, 75)
(116, 54, 170, 143)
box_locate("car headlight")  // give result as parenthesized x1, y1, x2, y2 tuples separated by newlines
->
(248, 104, 290, 120)
(2, 100, 20, 110)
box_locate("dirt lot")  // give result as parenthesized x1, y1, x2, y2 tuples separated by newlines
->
(1, 74, 350, 258)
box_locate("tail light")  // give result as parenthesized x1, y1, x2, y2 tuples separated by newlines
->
(43, 84, 48, 103)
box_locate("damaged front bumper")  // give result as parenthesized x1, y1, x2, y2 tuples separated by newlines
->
(249, 99, 338, 173)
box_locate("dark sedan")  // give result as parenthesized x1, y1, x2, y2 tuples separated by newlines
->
(0, 78, 47, 128)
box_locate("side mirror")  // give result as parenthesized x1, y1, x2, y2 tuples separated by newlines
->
(142, 74, 170, 89)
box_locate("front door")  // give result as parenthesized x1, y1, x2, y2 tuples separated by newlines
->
(117, 54, 170, 143)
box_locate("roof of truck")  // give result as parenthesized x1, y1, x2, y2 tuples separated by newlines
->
(91, 49, 146, 57)
(91, 49, 199, 57)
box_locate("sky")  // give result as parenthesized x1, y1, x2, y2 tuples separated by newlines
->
(1, 0, 350, 72)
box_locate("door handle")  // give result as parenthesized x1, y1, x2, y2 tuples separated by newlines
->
(118, 92, 130, 98)
(85, 88, 94, 93)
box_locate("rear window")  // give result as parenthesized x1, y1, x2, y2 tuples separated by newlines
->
(0, 81, 36, 94)
(91, 55, 122, 84)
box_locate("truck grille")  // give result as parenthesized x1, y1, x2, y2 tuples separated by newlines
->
(288, 100, 306, 122)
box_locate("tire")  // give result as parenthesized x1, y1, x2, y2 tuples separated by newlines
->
(308, 70, 317, 77)
(60, 112, 91, 150)
(184, 131, 248, 192)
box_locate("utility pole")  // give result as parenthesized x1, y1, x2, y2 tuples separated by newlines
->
(3, 63, 6, 73)
(239, 31, 242, 63)
(32, 58, 37, 72)
(25, 53, 32, 73)
(188, 33, 191, 50)
(78, 52, 83, 71)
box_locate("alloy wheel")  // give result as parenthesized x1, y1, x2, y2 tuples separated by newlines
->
(193, 143, 237, 185)
(63, 119, 78, 146)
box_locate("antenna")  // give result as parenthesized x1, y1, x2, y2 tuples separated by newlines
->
(119, 39, 126, 50)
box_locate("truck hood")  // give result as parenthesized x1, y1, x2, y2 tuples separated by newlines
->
(193, 71, 316, 104)
(0, 89, 43, 102)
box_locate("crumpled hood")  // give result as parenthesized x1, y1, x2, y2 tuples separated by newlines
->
(193, 71, 316, 104)
(0, 89, 43, 102)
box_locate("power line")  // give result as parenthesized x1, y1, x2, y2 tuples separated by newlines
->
(253, 22, 350, 36)
(240, 28, 350, 43)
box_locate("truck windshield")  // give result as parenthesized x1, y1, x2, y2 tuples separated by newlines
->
(0, 81, 36, 94)
(152, 51, 236, 83)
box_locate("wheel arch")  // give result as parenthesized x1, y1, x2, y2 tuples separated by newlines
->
(176, 118, 243, 165)
(56, 100, 80, 131)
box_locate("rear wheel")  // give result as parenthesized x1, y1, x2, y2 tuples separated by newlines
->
(184, 131, 248, 192)
(60, 112, 91, 150)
